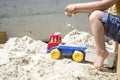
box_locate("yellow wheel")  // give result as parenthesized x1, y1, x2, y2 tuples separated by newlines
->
(50, 49, 61, 59)
(72, 51, 84, 62)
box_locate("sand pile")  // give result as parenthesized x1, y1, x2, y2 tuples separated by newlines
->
(62, 29, 95, 46)
(0, 30, 118, 80)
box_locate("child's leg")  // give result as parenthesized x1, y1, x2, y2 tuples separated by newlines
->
(88, 10, 109, 70)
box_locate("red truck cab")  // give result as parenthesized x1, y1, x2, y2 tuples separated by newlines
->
(47, 32, 62, 50)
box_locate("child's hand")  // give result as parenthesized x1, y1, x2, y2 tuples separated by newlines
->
(65, 4, 76, 17)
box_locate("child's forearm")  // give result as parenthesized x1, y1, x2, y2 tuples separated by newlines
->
(74, 0, 116, 13)
(65, 0, 119, 17)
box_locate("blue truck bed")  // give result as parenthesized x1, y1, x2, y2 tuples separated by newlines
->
(47, 45, 87, 55)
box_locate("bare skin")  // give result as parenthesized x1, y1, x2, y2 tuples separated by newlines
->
(88, 10, 109, 70)
(65, 0, 119, 70)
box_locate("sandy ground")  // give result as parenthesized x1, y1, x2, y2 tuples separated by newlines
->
(0, 30, 118, 80)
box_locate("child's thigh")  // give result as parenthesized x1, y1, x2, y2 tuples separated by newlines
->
(102, 12, 120, 43)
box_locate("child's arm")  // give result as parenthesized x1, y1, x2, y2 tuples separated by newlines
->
(65, 0, 119, 17)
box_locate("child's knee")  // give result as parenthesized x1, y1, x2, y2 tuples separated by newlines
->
(88, 10, 104, 22)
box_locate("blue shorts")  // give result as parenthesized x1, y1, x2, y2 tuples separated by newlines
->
(102, 13, 120, 43)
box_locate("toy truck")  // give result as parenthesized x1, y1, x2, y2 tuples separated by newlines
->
(46, 32, 87, 62)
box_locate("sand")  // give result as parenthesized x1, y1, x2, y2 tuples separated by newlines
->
(0, 30, 118, 80)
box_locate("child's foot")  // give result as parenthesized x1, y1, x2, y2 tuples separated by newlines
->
(93, 50, 109, 70)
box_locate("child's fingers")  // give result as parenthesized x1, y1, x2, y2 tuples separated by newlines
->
(65, 12, 72, 17)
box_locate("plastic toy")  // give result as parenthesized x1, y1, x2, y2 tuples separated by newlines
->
(47, 32, 62, 50)
(46, 32, 87, 62)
